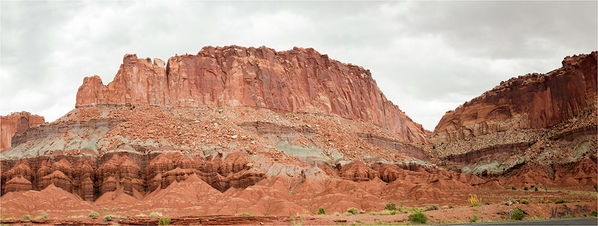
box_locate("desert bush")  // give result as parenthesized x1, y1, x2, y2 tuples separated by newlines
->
(408, 211, 427, 224)
(555, 199, 566, 204)
(424, 204, 439, 211)
(511, 187, 516, 190)
(468, 194, 482, 207)
(88, 211, 99, 218)
(524, 187, 529, 191)
(149, 212, 162, 217)
(521, 200, 529, 204)
(23, 215, 31, 220)
(317, 207, 326, 215)
(385, 202, 396, 211)
(103, 215, 112, 222)
(469, 215, 478, 223)
(347, 208, 359, 215)
(535, 187, 539, 191)
(35, 213, 48, 220)
(158, 217, 171, 225)
(240, 212, 253, 216)
(512, 208, 525, 221)
(591, 211, 597, 217)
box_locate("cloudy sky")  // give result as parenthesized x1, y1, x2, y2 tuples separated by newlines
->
(1, 0, 596, 130)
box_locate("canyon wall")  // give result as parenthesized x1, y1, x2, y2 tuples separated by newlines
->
(75, 46, 426, 144)
(433, 52, 597, 144)
(0, 112, 45, 152)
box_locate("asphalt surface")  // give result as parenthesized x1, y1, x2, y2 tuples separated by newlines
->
(447, 217, 598, 225)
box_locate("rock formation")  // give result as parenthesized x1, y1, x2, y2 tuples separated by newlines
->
(433, 52, 597, 144)
(432, 51, 597, 180)
(1, 47, 597, 221)
(75, 46, 426, 144)
(0, 112, 44, 152)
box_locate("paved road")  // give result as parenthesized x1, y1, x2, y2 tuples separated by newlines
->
(447, 217, 597, 225)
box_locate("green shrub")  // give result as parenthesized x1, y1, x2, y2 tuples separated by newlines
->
(35, 213, 48, 220)
(158, 217, 171, 225)
(469, 215, 478, 223)
(555, 199, 566, 204)
(591, 211, 597, 217)
(149, 212, 162, 217)
(385, 202, 397, 211)
(424, 204, 439, 211)
(521, 200, 529, 204)
(88, 211, 99, 218)
(23, 215, 31, 220)
(390, 210, 397, 215)
(524, 187, 529, 191)
(347, 208, 359, 215)
(535, 187, 539, 191)
(512, 208, 525, 221)
(103, 215, 112, 222)
(511, 187, 516, 190)
(485, 202, 490, 205)
(408, 211, 427, 224)
(317, 207, 326, 215)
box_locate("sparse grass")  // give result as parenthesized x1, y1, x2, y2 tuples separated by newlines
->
(555, 199, 566, 204)
(149, 212, 162, 217)
(408, 211, 427, 224)
(397, 205, 410, 213)
(469, 215, 478, 223)
(317, 207, 326, 215)
(240, 212, 253, 216)
(35, 213, 48, 220)
(264, 212, 270, 216)
(88, 211, 99, 218)
(423, 204, 439, 211)
(23, 215, 30, 220)
(158, 217, 171, 225)
(347, 208, 359, 215)
(369, 210, 397, 216)
(103, 215, 113, 222)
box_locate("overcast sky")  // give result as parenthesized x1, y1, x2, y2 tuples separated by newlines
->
(1, 0, 596, 130)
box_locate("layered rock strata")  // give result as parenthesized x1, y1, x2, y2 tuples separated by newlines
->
(0, 112, 44, 152)
(431, 52, 597, 182)
(433, 52, 596, 145)
(75, 46, 426, 144)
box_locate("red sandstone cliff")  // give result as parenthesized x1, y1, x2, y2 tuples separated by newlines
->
(432, 52, 597, 143)
(0, 112, 45, 152)
(75, 46, 426, 144)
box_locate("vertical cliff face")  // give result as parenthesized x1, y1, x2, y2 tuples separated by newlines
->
(75, 46, 426, 144)
(0, 112, 45, 152)
(432, 52, 597, 144)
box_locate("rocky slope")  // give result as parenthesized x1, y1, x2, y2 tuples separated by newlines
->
(76, 46, 426, 144)
(0, 112, 44, 152)
(0, 47, 596, 221)
(431, 52, 597, 188)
